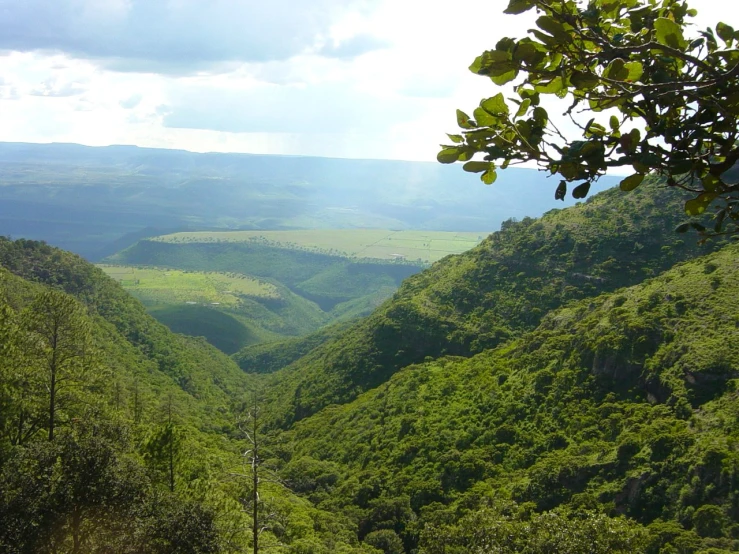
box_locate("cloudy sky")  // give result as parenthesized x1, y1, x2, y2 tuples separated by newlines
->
(0, 0, 729, 161)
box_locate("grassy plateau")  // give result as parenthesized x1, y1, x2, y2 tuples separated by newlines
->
(152, 229, 487, 264)
(97, 265, 280, 307)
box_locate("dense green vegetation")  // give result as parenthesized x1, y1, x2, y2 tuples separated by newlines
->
(148, 305, 258, 355)
(0, 238, 383, 553)
(263, 183, 725, 427)
(277, 241, 739, 552)
(234, 322, 350, 374)
(3, 170, 739, 553)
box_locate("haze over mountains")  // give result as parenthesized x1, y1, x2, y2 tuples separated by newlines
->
(0, 141, 617, 260)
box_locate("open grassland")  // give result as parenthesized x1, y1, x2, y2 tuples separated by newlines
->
(97, 265, 280, 307)
(151, 229, 487, 263)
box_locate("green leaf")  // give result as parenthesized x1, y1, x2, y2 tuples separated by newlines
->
(463, 161, 491, 173)
(609, 115, 620, 131)
(536, 16, 568, 41)
(701, 173, 721, 192)
(446, 134, 464, 144)
(572, 182, 591, 199)
(491, 69, 519, 86)
(619, 173, 645, 192)
(717, 22, 735, 46)
(481, 169, 498, 185)
(585, 122, 607, 138)
(570, 70, 600, 90)
(669, 158, 694, 175)
(470, 50, 511, 75)
(604, 58, 628, 80)
(588, 96, 622, 111)
(534, 77, 564, 94)
(515, 98, 532, 118)
(559, 162, 580, 180)
(456, 110, 475, 130)
(437, 148, 461, 164)
(473, 107, 497, 127)
(504, 0, 535, 15)
(675, 222, 691, 233)
(513, 42, 540, 64)
(714, 209, 727, 232)
(555, 180, 567, 201)
(624, 61, 644, 82)
(685, 192, 718, 216)
(654, 17, 687, 49)
(532, 107, 548, 125)
(481, 94, 510, 116)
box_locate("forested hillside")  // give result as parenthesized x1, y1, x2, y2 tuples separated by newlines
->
(0, 238, 381, 553)
(5, 0, 739, 551)
(263, 184, 725, 426)
(278, 240, 739, 553)
(2, 175, 737, 553)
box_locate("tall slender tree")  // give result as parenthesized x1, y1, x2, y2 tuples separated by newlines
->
(20, 290, 95, 441)
(235, 388, 286, 554)
(144, 392, 183, 492)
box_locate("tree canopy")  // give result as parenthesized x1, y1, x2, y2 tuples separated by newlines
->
(438, 0, 739, 236)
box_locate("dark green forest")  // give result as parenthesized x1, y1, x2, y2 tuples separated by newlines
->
(3, 175, 739, 552)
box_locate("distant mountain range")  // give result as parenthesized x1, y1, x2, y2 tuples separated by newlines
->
(0, 142, 618, 259)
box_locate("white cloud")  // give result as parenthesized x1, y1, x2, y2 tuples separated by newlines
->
(0, 0, 383, 72)
(0, 0, 731, 162)
(30, 77, 87, 97)
(119, 94, 143, 110)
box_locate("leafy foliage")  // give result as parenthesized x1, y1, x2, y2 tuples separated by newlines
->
(439, 0, 739, 235)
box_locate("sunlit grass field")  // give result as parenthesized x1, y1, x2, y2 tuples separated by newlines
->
(97, 265, 280, 306)
(151, 229, 488, 263)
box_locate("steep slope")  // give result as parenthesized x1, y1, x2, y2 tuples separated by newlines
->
(233, 321, 351, 374)
(0, 238, 377, 552)
(281, 241, 739, 553)
(0, 237, 251, 411)
(266, 184, 725, 425)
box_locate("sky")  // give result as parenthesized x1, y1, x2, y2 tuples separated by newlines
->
(0, 0, 730, 161)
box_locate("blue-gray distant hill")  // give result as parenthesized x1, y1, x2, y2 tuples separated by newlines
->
(0, 141, 618, 259)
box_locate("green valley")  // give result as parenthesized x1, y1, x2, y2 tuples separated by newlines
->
(97, 265, 280, 305)
(5, 0, 739, 552)
(3, 175, 739, 553)
(104, 232, 460, 354)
